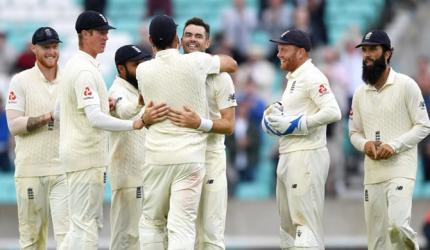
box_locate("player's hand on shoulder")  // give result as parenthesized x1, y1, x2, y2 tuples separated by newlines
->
(142, 100, 170, 127)
(168, 106, 200, 129)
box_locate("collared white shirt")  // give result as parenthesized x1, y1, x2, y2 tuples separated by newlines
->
(349, 68, 430, 184)
(279, 59, 341, 154)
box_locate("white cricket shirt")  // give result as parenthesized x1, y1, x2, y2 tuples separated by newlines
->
(136, 49, 220, 164)
(279, 59, 341, 154)
(108, 76, 145, 190)
(206, 72, 237, 152)
(6, 64, 62, 177)
(349, 68, 430, 184)
(59, 50, 109, 172)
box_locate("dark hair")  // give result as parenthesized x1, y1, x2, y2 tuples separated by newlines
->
(382, 46, 393, 64)
(151, 32, 176, 50)
(183, 17, 210, 38)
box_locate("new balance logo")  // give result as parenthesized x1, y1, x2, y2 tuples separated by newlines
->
(27, 188, 34, 200)
(292, 184, 297, 188)
(103, 172, 107, 184)
(228, 93, 236, 103)
(297, 229, 302, 237)
(364, 189, 369, 202)
(396, 186, 403, 191)
(206, 179, 214, 184)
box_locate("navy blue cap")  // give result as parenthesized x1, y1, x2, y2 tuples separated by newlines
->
(75, 10, 116, 33)
(355, 30, 392, 49)
(149, 15, 178, 44)
(270, 29, 311, 51)
(32, 27, 62, 45)
(115, 45, 153, 65)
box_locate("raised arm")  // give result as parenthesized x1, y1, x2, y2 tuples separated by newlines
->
(218, 55, 238, 73)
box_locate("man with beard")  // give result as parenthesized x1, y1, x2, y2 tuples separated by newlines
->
(5, 27, 69, 249)
(262, 29, 341, 249)
(349, 30, 430, 250)
(59, 11, 146, 250)
(167, 17, 237, 250)
(108, 45, 159, 250)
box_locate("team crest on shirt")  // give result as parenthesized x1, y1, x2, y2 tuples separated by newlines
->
(318, 84, 329, 96)
(289, 81, 296, 93)
(8, 91, 17, 103)
(83, 86, 94, 100)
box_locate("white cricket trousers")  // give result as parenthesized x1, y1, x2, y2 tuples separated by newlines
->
(110, 186, 143, 250)
(276, 147, 329, 250)
(364, 177, 419, 250)
(196, 150, 228, 250)
(59, 167, 105, 250)
(15, 174, 69, 250)
(139, 163, 205, 250)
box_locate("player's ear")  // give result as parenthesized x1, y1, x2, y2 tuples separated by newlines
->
(205, 38, 211, 50)
(30, 44, 37, 54)
(117, 65, 126, 77)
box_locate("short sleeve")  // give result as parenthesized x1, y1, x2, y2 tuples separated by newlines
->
(74, 71, 101, 109)
(214, 73, 237, 110)
(5, 75, 26, 112)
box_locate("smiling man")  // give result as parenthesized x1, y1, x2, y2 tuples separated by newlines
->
(6, 26, 69, 250)
(262, 29, 341, 249)
(167, 17, 237, 250)
(59, 11, 145, 250)
(349, 30, 430, 250)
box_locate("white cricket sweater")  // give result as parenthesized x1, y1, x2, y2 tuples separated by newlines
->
(349, 68, 430, 184)
(6, 64, 62, 177)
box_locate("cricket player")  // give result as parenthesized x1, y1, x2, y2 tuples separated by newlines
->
(5, 27, 69, 249)
(108, 45, 153, 250)
(59, 11, 145, 250)
(167, 17, 236, 250)
(262, 29, 341, 249)
(136, 15, 237, 250)
(349, 30, 430, 250)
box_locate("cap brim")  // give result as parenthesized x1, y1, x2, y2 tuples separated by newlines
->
(94, 24, 116, 31)
(129, 53, 152, 62)
(355, 42, 383, 48)
(269, 38, 289, 44)
(269, 39, 310, 51)
(35, 39, 62, 45)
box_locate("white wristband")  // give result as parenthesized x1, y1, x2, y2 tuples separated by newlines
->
(197, 117, 213, 132)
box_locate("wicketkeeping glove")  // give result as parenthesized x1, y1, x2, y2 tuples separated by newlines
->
(267, 113, 308, 136)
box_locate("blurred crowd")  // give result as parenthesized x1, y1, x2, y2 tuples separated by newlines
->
(1, 0, 430, 199)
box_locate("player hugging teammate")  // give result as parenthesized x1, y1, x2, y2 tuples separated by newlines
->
(6, 8, 430, 250)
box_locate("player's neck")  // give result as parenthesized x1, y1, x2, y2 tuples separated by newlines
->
(36, 61, 57, 82)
